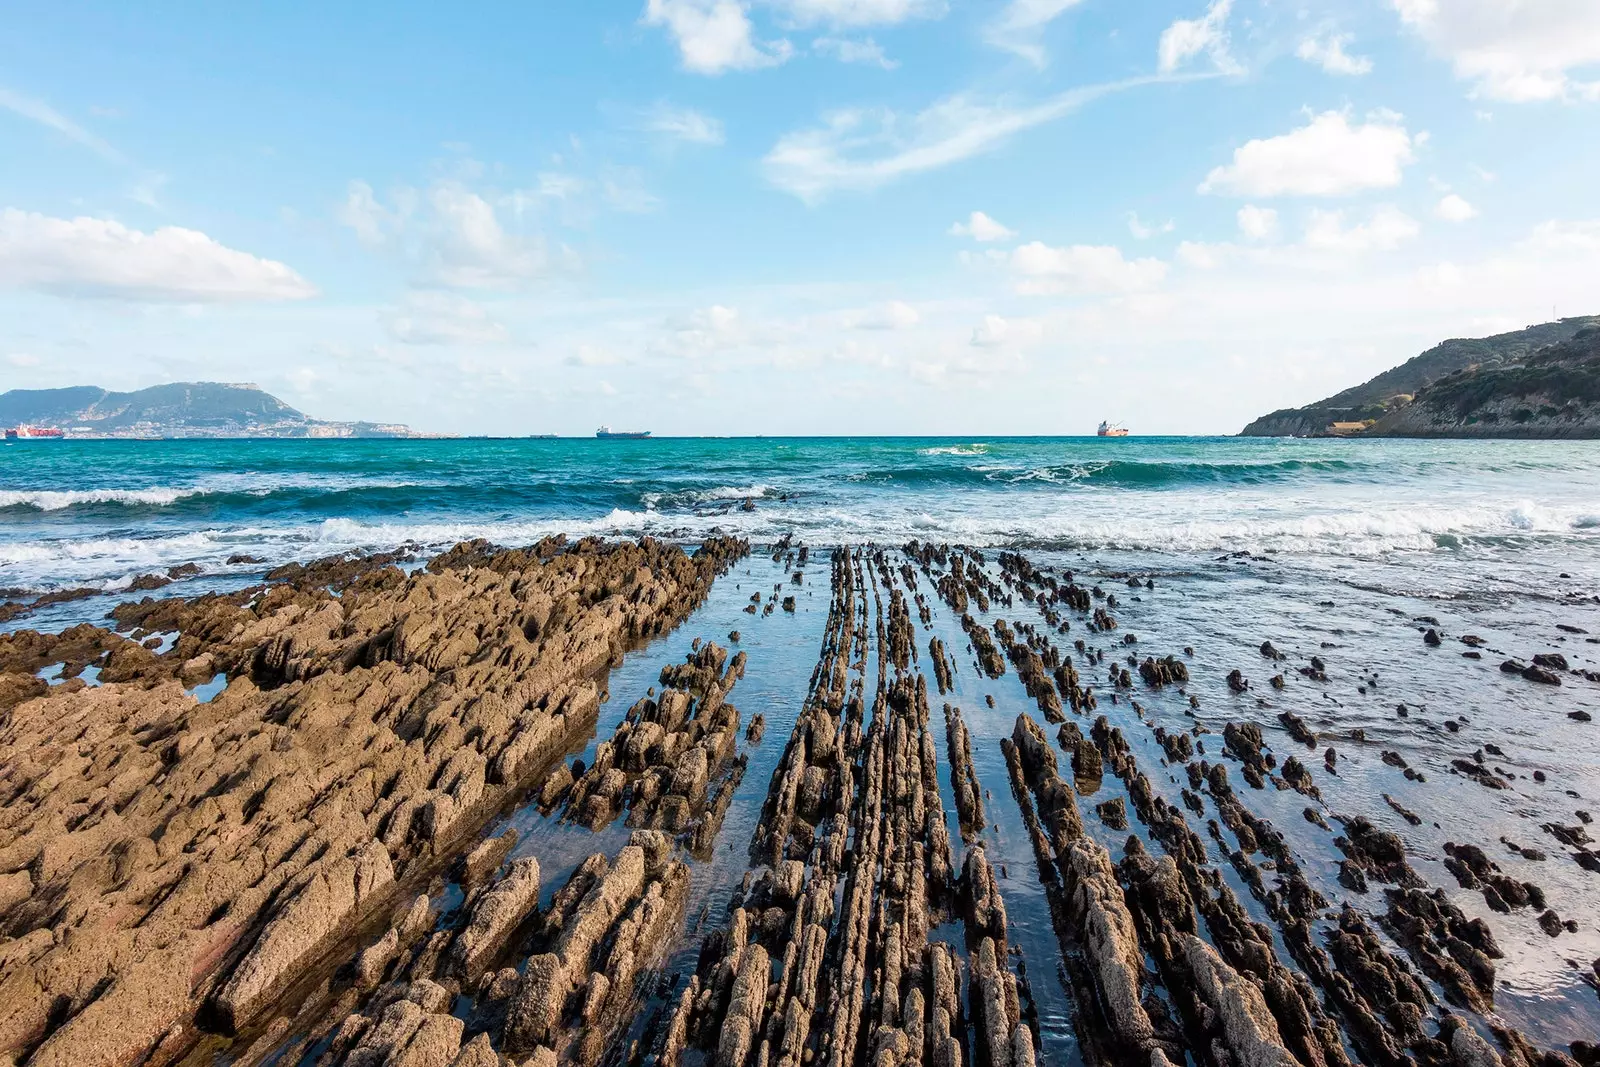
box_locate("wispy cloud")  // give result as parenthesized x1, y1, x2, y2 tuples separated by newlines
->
(812, 36, 898, 68)
(640, 103, 726, 145)
(984, 0, 1087, 67)
(763, 74, 1189, 202)
(0, 87, 126, 163)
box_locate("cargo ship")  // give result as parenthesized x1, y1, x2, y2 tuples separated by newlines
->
(5, 425, 65, 439)
(595, 426, 651, 439)
(1096, 421, 1129, 437)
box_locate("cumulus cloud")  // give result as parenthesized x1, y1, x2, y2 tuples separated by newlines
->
(337, 180, 394, 246)
(1158, 0, 1239, 74)
(642, 103, 726, 144)
(427, 185, 548, 288)
(0, 209, 317, 302)
(1296, 31, 1373, 75)
(984, 0, 1087, 66)
(643, 0, 792, 74)
(949, 211, 1016, 242)
(1010, 241, 1169, 295)
(1303, 205, 1420, 252)
(1236, 205, 1279, 241)
(1391, 0, 1600, 102)
(812, 37, 897, 68)
(1435, 193, 1478, 222)
(764, 76, 1164, 201)
(1199, 110, 1417, 197)
(341, 180, 556, 289)
(385, 292, 508, 345)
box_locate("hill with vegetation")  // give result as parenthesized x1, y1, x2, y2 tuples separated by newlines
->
(1240, 316, 1600, 437)
(0, 382, 418, 438)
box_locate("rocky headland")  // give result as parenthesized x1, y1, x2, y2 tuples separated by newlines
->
(1241, 316, 1600, 438)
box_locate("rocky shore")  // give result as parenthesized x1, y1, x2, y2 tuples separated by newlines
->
(2, 533, 1598, 1067)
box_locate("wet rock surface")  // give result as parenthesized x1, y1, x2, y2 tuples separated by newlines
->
(0, 536, 746, 1067)
(5, 534, 1599, 1067)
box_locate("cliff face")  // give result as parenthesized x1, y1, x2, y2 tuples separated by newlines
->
(1240, 316, 1600, 437)
(1368, 325, 1600, 438)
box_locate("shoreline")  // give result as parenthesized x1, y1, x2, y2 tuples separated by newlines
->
(2, 536, 1597, 1067)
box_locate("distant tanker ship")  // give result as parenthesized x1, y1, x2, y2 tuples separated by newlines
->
(1097, 421, 1129, 437)
(5, 425, 65, 439)
(595, 426, 651, 439)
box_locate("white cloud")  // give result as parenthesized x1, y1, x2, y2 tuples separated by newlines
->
(0, 209, 317, 302)
(1236, 205, 1279, 241)
(0, 88, 125, 163)
(970, 314, 1011, 347)
(1199, 110, 1417, 197)
(427, 185, 548, 288)
(385, 292, 508, 345)
(1435, 193, 1478, 222)
(763, 76, 1167, 201)
(7, 353, 41, 367)
(1524, 218, 1600, 252)
(1010, 241, 1169, 295)
(1158, 0, 1240, 74)
(642, 103, 726, 145)
(565, 345, 627, 367)
(1391, 0, 1600, 102)
(643, 0, 793, 75)
(337, 180, 393, 246)
(1303, 205, 1420, 252)
(771, 0, 944, 28)
(985, 0, 1087, 66)
(812, 37, 898, 68)
(949, 211, 1016, 242)
(1127, 212, 1175, 239)
(850, 300, 922, 329)
(1296, 31, 1373, 75)
(601, 168, 662, 214)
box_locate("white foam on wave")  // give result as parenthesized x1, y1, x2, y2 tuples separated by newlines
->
(0, 473, 441, 512)
(0, 488, 200, 510)
(5, 492, 1600, 593)
(920, 444, 989, 456)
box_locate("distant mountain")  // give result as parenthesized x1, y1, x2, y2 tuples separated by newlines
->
(1240, 316, 1600, 437)
(0, 382, 420, 438)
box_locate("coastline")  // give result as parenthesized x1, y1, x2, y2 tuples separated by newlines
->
(2, 531, 1598, 1067)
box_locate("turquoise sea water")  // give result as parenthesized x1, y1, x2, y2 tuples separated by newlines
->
(4, 435, 1600, 592)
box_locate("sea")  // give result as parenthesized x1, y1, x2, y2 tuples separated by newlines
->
(4, 435, 1600, 595)
(6, 435, 1600, 1054)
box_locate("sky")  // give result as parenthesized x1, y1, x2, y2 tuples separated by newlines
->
(2, 0, 1599, 436)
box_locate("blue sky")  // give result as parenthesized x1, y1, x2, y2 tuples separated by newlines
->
(2, 0, 1598, 435)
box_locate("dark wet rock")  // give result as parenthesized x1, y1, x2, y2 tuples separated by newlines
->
(1523, 664, 1563, 685)
(1383, 794, 1421, 826)
(1095, 797, 1128, 831)
(1335, 817, 1422, 888)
